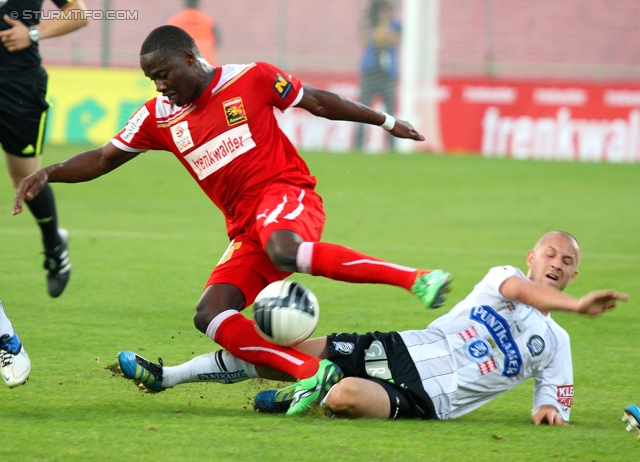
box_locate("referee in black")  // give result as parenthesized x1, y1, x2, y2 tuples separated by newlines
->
(0, 0, 87, 297)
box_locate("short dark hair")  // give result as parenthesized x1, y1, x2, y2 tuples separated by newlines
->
(140, 25, 197, 57)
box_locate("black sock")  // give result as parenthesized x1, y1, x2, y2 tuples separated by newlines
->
(25, 184, 62, 252)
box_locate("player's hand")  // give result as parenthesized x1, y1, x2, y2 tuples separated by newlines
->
(13, 170, 49, 215)
(532, 405, 572, 427)
(577, 290, 629, 316)
(389, 119, 425, 142)
(0, 15, 32, 52)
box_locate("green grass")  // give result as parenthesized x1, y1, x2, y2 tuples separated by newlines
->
(1, 145, 639, 461)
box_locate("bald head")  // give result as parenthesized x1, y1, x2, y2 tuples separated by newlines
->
(533, 231, 580, 266)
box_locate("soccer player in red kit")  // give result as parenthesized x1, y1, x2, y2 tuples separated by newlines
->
(14, 25, 451, 413)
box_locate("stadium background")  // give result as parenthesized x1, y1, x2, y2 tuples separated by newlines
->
(39, 0, 640, 161)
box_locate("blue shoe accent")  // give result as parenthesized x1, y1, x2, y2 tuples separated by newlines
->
(117, 350, 164, 392)
(623, 405, 640, 440)
(254, 384, 295, 414)
(0, 332, 22, 355)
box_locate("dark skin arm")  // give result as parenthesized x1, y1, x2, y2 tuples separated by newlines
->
(296, 85, 425, 142)
(13, 142, 138, 215)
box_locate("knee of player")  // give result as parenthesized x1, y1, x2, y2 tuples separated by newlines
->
(324, 378, 360, 413)
(265, 236, 299, 271)
(193, 301, 213, 333)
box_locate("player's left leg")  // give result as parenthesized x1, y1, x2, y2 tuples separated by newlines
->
(323, 377, 391, 418)
(257, 185, 451, 308)
(117, 349, 267, 392)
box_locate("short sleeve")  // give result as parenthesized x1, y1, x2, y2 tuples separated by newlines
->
(476, 265, 527, 302)
(254, 62, 304, 111)
(111, 101, 162, 153)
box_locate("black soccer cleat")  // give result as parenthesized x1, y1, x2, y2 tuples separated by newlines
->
(43, 228, 71, 298)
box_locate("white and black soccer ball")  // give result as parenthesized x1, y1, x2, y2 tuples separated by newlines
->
(253, 280, 319, 346)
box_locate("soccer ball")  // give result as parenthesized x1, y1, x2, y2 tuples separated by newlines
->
(253, 280, 319, 346)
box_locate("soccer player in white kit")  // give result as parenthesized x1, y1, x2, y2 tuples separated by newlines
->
(251, 231, 627, 422)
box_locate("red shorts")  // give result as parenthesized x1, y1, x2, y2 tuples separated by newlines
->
(205, 182, 326, 308)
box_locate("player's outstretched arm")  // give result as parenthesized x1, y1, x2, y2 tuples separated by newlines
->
(296, 85, 425, 142)
(499, 277, 628, 316)
(532, 405, 572, 427)
(13, 142, 139, 215)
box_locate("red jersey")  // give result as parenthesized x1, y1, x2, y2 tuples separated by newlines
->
(112, 62, 316, 238)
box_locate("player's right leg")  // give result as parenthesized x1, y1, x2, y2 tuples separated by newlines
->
(0, 301, 31, 388)
(256, 185, 452, 309)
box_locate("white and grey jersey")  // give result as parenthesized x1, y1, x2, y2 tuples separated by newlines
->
(399, 265, 573, 420)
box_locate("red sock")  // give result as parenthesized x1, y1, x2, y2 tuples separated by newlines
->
(308, 242, 424, 290)
(212, 312, 320, 380)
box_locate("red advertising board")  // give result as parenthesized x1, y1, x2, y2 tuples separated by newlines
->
(278, 73, 640, 163)
(440, 78, 640, 163)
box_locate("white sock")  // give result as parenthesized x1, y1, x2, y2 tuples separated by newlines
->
(0, 301, 15, 337)
(296, 241, 314, 274)
(161, 350, 259, 388)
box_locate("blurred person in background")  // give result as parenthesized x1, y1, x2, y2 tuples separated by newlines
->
(168, 0, 220, 66)
(354, 0, 400, 152)
(0, 0, 87, 298)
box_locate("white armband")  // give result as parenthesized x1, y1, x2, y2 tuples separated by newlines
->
(381, 112, 396, 131)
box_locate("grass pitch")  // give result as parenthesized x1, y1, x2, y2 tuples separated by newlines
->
(1, 145, 639, 461)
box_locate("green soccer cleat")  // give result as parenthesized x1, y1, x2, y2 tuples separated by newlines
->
(254, 384, 296, 414)
(411, 269, 452, 309)
(286, 359, 343, 416)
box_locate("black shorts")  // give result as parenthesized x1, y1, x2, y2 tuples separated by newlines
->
(326, 331, 437, 420)
(0, 67, 49, 157)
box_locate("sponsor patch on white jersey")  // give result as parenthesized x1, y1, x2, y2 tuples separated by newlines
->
(170, 121, 195, 153)
(121, 106, 150, 143)
(464, 337, 493, 363)
(183, 124, 255, 180)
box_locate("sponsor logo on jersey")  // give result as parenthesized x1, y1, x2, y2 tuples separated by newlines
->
(223, 97, 248, 126)
(170, 121, 195, 153)
(527, 335, 545, 357)
(458, 326, 497, 375)
(183, 124, 256, 180)
(273, 74, 293, 100)
(332, 341, 354, 354)
(464, 338, 493, 364)
(470, 305, 522, 377)
(557, 385, 574, 408)
(121, 106, 150, 143)
(197, 370, 249, 383)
